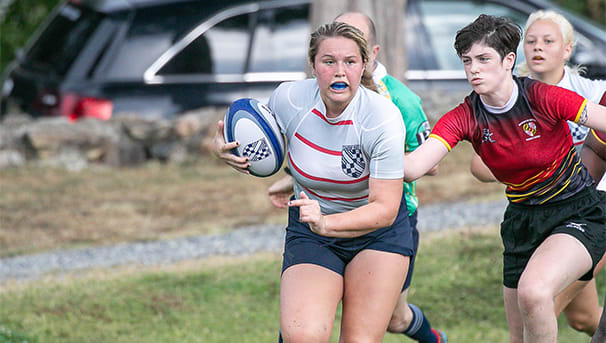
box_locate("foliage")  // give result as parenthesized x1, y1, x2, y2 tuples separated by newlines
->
(0, 325, 37, 343)
(0, 0, 61, 73)
(552, 0, 606, 24)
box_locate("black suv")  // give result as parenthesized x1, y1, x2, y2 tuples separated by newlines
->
(2, 0, 606, 120)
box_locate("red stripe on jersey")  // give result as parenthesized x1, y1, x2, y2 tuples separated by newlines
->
(589, 92, 606, 145)
(288, 153, 369, 184)
(302, 185, 368, 202)
(295, 132, 341, 156)
(312, 109, 353, 125)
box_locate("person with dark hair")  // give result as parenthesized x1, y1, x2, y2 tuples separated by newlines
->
(211, 21, 414, 343)
(266, 11, 445, 343)
(403, 14, 606, 343)
(469, 10, 606, 337)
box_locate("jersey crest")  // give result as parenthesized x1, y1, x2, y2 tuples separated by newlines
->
(519, 119, 540, 141)
(341, 145, 365, 178)
(242, 138, 271, 161)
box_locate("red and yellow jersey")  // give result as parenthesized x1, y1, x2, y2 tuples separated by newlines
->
(431, 76, 593, 204)
(588, 91, 606, 148)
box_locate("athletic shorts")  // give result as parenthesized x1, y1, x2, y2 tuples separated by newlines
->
(500, 186, 606, 288)
(402, 210, 419, 291)
(282, 195, 415, 277)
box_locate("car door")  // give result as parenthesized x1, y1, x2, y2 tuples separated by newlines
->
(145, 0, 309, 111)
(410, 0, 606, 91)
(407, 0, 531, 92)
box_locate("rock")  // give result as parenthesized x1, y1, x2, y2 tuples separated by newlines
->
(174, 113, 203, 138)
(0, 94, 462, 170)
(0, 149, 26, 168)
(103, 134, 147, 167)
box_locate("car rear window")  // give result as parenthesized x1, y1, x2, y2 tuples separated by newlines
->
(23, 3, 105, 76)
(104, 2, 210, 80)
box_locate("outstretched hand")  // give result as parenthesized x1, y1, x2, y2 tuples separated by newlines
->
(210, 120, 250, 174)
(288, 191, 327, 235)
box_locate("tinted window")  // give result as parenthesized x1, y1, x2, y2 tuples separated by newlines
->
(419, 1, 527, 70)
(159, 13, 250, 75)
(24, 3, 104, 75)
(108, 3, 208, 79)
(249, 4, 309, 72)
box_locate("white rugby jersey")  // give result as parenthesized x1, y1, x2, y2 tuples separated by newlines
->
(268, 79, 406, 215)
(558, 68, 606, 146)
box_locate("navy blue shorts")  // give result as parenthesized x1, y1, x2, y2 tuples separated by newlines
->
(281, 196, 416, 279)
(403, 211, 419, 291)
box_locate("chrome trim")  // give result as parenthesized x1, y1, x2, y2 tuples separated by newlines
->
(243, 72, 306, 82)
(145, 72, 307, 85)
(405, 69, 466, 80)
(149, 70, 467, 85)
(143, 3, 260, 83)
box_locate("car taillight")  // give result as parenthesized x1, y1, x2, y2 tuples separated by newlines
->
(60, 93, 113, 122)
(34, 91, 113, 121)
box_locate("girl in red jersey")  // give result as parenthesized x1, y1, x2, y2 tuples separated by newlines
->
(404, 14, 606, 343)
(585, 130, 606, 343)
(470, 10, 606, 338)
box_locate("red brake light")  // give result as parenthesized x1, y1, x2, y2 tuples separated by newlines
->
(60, 93, 113, 122)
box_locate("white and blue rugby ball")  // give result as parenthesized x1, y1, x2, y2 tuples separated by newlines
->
(223, 98, 285, 177)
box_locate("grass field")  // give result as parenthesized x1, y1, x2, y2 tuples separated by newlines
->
(1, 139, 600, 342)
(0, 229, 602, 342)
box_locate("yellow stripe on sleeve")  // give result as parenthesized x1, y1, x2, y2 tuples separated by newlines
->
(591, 129, 606, 146)
(573, 99, 588, 123)
(429, 134, 452, 152)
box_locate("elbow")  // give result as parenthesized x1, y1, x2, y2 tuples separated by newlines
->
(382, 208, 399, 227)
(404, 171, 421, 183)
(426, 164, 439, 176)
(382, 199, 402, 227)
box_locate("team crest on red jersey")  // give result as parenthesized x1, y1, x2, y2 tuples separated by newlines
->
(519, 119, 541, 141)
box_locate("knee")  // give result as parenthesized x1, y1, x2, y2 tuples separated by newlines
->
(517, 281, 553, 315)
(281, 325, 331, 343)
(386, 303, 413, 333)
(565, 310, 598, 334)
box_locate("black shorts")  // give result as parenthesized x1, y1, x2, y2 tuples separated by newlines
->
(402, 210, 419, 291)
(501, 187, 606, 288)
(282, 195, 415, 278)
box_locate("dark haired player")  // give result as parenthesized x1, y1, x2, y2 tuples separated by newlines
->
(403, 14, 606, 343)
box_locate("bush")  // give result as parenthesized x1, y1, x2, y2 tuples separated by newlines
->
(0, 0, 61, 73)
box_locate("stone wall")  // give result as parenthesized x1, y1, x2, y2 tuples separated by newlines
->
(0, 89, 467, 170)
(0, 107, 225, 170)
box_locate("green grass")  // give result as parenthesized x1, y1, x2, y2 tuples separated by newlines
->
(0, 229, 602, 342)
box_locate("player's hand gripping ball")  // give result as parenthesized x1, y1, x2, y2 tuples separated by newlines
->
(223, 98, 285, 177)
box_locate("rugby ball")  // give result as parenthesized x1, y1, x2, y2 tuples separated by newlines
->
(223, 98, 285, 177)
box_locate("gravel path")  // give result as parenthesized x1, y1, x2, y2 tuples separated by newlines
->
(0, 199, 507, 283)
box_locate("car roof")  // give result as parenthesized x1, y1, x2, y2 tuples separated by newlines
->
(73, 0, 256, 13)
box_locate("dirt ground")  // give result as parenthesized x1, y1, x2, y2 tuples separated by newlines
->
(0, 141, 504, 257)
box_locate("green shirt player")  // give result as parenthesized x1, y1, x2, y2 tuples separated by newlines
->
(268, 12, 445, 343)
(373, 60, 432, 216)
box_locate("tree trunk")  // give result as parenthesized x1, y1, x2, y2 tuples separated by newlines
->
(586, 0, 606, 24)
(309, 0, 408, 81)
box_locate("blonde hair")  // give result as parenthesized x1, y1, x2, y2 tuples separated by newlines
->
(517, 10, 584, 76)
(308, 22, 377, 91)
